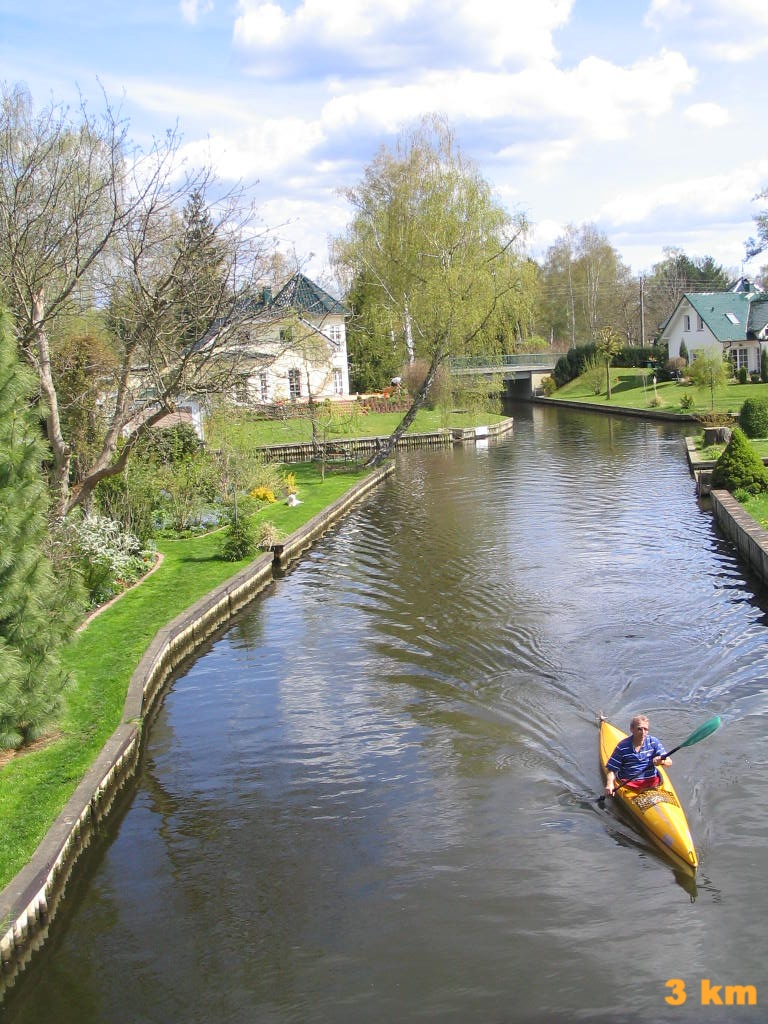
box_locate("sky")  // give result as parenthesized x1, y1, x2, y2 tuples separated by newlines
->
(2, 0, 768, 287)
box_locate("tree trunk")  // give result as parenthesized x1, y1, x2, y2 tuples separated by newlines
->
(32, 291, 71, 515)
(365, 347, 445, 467)
(404, 300, 415, 363)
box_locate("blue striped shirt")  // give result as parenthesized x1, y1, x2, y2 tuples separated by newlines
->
(606, 734, 667, 781)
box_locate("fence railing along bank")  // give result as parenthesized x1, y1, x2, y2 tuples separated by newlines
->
(255, 417, 515, 464)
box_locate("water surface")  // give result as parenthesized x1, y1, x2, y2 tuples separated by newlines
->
(3, 403, 767, 1023)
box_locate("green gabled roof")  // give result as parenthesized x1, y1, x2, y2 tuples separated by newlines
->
(271, 273, 348, 317)
(684, 292, 752, 342)
(748, 298, 768, 337)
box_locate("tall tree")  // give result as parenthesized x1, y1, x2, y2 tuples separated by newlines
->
(0, 82, 268, 515)
(536, 223, 635, 346)
(746, 188, 768, 262)
(643, 248, 731, 339)
(332, 116, 530, 462)
(344, 269, 402, 392)
(0, 308, 79, 749)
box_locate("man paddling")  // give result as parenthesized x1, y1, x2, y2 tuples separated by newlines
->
(604, 714, 672, 796)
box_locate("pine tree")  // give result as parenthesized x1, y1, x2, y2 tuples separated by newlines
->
(0, 308, 76, 748)
(711, 427, 768, 496)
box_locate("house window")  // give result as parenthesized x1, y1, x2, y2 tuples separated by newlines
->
(697, 315, 704, 331)
(683, 315, 691, 331)
(288, 368, 302, 398)
(733, 347, 749, 371)
(259, 372, 269, 402)
(333, 368, 344, 394)
(327, 324, 343, 344)
(233, 377, 250, 404)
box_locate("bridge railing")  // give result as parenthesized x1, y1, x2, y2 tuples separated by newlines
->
(450, 353, 556, 370)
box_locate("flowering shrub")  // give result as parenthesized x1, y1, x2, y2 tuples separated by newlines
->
(62, 514, 150, 607)
(250, 485, 277, 503)
(283, 472, 298, 495)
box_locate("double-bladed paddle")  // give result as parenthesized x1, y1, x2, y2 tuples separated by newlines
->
(597, 715, 722, 805)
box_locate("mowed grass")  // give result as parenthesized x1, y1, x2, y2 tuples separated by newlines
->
(551, 368, 768, 417)
(208, 405, 506, 447)
(741, 491, 768, 528)
(0, 462, 370, 889)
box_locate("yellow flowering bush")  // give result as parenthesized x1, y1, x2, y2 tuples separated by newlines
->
(283, 472, 298, 496)
(250, 485, 277, 503)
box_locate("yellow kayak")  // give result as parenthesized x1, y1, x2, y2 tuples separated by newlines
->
(599, 718, 698, 874)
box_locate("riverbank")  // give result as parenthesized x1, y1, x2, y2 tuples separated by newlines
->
(5, 408, 763, 1024)
(0, 414, 514, 903)
(543, 390, 768, 596)
(543, 365, 768, 417)
(0, 463, 398, 989)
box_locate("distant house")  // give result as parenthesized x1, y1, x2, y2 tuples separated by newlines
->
(198, 272, 351, 406)
(661, 278, 768, 375)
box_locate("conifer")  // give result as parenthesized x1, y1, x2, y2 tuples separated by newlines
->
(0, 308, 76, 748)
(711, 426, 768, 496)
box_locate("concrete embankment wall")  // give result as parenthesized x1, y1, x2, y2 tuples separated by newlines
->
(533, 395, 697, 423)
(711, 489, 768, 585)
(0, 464, 394, 994)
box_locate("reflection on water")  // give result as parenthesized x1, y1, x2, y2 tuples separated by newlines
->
(3, 403, 767, 1024)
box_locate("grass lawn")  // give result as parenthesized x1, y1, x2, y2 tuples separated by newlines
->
(0, 462, 370, 890)
(741, 491, 768, 528)
(550, 368, 768, 418)
(207, 405, 507, 447)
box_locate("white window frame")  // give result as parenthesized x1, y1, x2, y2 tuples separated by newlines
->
(259, 371, 269, 402)
(333, 368, 344, 395)
(233, 377, 250, 404)
(288, 367, 302, 398)
(697, 315, 704, 331)
(683, 314, 691, 331)
(733, 347, 749, 371)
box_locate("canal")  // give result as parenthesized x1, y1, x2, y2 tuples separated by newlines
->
(2, 403, 767, 1023)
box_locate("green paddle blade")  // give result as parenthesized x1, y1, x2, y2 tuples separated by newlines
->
(678, 716, 722, 748)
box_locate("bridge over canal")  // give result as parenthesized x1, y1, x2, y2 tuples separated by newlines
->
(450, 353, 557, 398)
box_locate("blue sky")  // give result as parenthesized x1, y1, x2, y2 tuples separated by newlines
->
(2, 0, 768, 284)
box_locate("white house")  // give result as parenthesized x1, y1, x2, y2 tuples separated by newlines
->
(199, 272, 351, 407)
(661, 278, 768, 375)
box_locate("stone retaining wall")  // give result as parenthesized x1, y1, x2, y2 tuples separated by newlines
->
(0, 464, 394, 997)
(533, 395, 696, 423)
(711, 488, 768, 584)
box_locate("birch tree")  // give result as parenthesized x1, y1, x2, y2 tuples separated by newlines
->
(332, 116, 530, 463)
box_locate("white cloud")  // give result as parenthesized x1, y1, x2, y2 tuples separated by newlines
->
(683, 102, 730, 127)
(179, 0, 213, 25)
(233, 0, 575, 71)
(319, 50, 694, 146)
(644, 0, 692, 30)
(644, 0, 768, 63)
(599, 163, 768, 227)
(177, 117, 327, 179)
(233, 2, 289, 46)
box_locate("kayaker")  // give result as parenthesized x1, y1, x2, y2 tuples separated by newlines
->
(604, 715, 672, 796)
